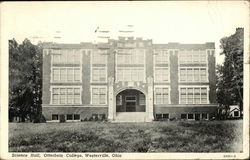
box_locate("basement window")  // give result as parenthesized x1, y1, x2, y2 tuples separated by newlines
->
(181, 114, 187, 119)
(202, 113, 208, 120)
(52, 114, 59, 120)
(66, 114, 73, 120)
(187, 114, 194, 120)
(74, 114, 80, 120)
(162, 114, 169, 119)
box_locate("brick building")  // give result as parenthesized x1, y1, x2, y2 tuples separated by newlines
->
(42, 37, 217, 122)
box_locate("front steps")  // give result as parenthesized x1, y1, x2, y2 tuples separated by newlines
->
(113, 112, 147, 122)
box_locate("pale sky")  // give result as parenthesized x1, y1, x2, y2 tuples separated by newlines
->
(1, 1, 249, 64)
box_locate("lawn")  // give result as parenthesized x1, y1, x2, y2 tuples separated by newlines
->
(9, 120, 243, 152)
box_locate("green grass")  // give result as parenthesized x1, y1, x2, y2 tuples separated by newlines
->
(9, 120, 243, 152)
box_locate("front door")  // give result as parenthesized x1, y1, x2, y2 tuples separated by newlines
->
(125, 96, 136, 112)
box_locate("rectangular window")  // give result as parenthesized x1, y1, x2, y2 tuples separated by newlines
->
(154, 87, 169, 104)
(51, 87, 82, 105)
(117, 49, 145, 65)
(52, 67, 81, 83)
(188, 114, 194, 120)
(52, 114, 59, 120)
(162, 114, 169, 119)
(179, 86, 208, 104)
(91, 86, 107, 105)
(74, 114, 80, 120)
(179, 68, 207, 82)
(92, 52, 107, 64)
(179, 50, 207, 64)
(67, 114, 73, 120)
(154, 67, 169, 82)
(154, 50, 169, 64)
(202, 113, 208, 120)
(92, 67, 107, 82)
(139, 93, 145, 105)
(116, 67, 144, 82)
(180, 68, 186, 82)
(52, 50, 82, 65)
(181, 114, 187, 119)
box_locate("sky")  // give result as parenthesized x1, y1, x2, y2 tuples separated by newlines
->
(1, 1, 249, 64)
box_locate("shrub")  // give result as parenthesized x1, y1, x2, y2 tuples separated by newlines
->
(33, 114, 46, 123)
(59, 115, 65, 123)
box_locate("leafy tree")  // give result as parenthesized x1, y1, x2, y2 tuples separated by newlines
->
(216, 28, 243, 118)
(9, 39, 42, 122)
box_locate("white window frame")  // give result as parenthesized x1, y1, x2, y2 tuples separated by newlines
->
(154, 85, 171, 105)
(178, 67, 208, 83)
(116, 67, 145, 82)
(90, 50, 108, 83)
(91, 66, 107, 83)
(50, 86, 82, 105)
(178, 85, 210, 104)
(51, 67, 82, 83)
(90, 85, 108, 105)
(115, 49, 146, 83)
(178, 49, 208, 65)
(51, 49, 82, 65)
(154, 66, 170, 83)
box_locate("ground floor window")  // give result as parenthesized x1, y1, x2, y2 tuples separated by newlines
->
(187, 114, 194, 120)
(51, 86, 82, 105)
(52, 114, 59, 120)
(201, 113, 209, 120)
(154, 86, 170, 104)
(155, 113, 169, 120)
(179, 86, 209, 104)
(91, 86, 107, 105)
(181, 114, 187, 119)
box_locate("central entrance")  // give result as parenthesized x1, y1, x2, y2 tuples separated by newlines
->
(116, 89, 146, 112)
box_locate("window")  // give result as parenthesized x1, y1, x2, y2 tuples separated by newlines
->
(188, 114, 194, 120)
(162, 114, 169, 119)
(179, 86, 208, 104)
(202, 113, 208, 120)
(179, 50, 207, 64)
(179, 68, 208, 82)
(117, 49, 145, 64)
(51, 50, 82, 65)
(116, 67, 144, 82)
(67, 114, 73, 120)
(234, 111, 239, 117)
(154, 50, 169, 64)
(139, 93, 145, 105)
(92, 67, 107, 82)
(154, 67, 169, 82)
(52, 114, 59, 120)
(91, 86, 107, 105)
(181, 114, 187, 119)
(51, 87, 82, 105)
(51, 67, 81, 82)
(92, 52, 107, 64)
(154, 87, 170, 104)
(74, 114, 80, 120)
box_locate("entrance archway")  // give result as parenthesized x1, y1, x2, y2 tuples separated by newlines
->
(116, 89, 146, 112)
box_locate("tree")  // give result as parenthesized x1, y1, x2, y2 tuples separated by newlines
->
(216, 28, 243, 118)
(9, 39, 42, 122)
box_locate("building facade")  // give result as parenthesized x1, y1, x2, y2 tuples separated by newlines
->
(42, 37, 217, 122)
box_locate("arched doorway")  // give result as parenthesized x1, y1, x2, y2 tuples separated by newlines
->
(116, 89, 146, 112)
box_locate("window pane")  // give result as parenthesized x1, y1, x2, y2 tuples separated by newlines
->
(187, 69, 193, 81)
(52, 114, 58, 120)
(188, 114, 194, 119)
(67, 68, 74, 82)
(74, 68, 80, 82)
(66, 114, 73, 120)
(74, 114, 80, 120)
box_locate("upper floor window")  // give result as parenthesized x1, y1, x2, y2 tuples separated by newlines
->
(91, 86, 107, 105)
(179, 86, 208, 104)
(116, 67, 145, 82)
(116, 49, 145, 65)
(154, 67, 169, 82)
(51, 86, 81, 105)
(51, 49, 81, 65)
(179, 67, 208, 82)
(154, 50, 169, 64)
(154, 86, 170, 104)
(91, 67, 107, 82)
(92, 51, 107, 64)
(52, 67, 81, 83)
(179, 50, 207, 64)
